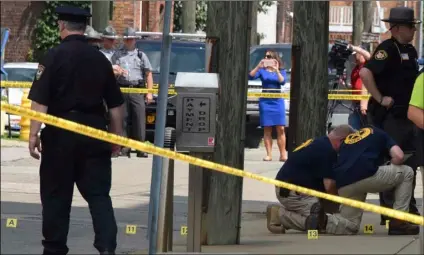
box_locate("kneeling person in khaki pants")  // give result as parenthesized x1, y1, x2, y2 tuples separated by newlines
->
(267, 125, 355, 233)
(306, 126, 419, 235)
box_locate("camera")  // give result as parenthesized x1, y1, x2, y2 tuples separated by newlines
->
(328, 40, 353, 76)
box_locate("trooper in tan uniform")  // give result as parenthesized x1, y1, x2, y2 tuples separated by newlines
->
(84, 25, 102, 49)
(267, 125, 355, 233)
(111, 27, 154, 158)
(100, 25, 119, 63)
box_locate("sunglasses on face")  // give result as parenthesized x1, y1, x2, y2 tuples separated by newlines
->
(265, 55, 272, 59)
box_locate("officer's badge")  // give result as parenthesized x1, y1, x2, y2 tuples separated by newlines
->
(374, 50, 388, 60)
(344, 128, 373, 144)
(35, 65, 45, 81)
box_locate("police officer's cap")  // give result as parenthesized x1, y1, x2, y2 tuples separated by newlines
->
(381, 7, 422, 24)
(101, 25, 119, 39)
(84, 25, 102, 41)
(122, 27, 139, 39)
(56, 5, 91, 24)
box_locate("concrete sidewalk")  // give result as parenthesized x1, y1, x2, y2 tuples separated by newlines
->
(1, 141, 423, 254)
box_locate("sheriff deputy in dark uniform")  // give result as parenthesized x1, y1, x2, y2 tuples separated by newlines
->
(27, 6, 124, 255)
(111, 27, 154, 158)
(359, 6, 421, 225)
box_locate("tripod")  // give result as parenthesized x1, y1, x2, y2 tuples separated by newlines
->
(326, 74, 354, 132)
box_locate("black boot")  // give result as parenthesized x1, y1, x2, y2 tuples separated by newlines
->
(305, 202, 328, 233)
(388, 219, 419, 235)
(136, 151, 148, 158)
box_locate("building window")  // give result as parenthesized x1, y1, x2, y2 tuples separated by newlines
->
(329, 6, 386, 33)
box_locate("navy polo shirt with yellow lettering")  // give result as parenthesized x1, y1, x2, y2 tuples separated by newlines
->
(276, 136, 337, 192)
(333, 126, 397, 188)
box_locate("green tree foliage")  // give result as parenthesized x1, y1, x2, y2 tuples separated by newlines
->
(32, 1, 91, 61)
(173, 1, 273, 32)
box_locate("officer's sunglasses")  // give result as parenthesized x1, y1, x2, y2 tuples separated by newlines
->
(265, 55, 273, 59)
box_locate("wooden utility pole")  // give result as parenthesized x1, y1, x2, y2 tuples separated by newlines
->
(203, 1, 252, 245)
(276, 1, 284, 43)
(91, 1, 110, 32)
(182, 1, 197, 33)
(289, 1, 330, 147)
(352, 1, 364, 45)
(251, 1, 259, 46)
(362, 1, 373, 50)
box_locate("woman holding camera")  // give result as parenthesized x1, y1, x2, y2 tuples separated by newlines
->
(249, 50, 288, 161)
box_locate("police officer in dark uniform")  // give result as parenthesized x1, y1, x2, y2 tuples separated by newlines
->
(111, 27, 154, 158)
(27, 6, 124, 255)
(306, 126, 419, 235)
(359, 6, 421, 225)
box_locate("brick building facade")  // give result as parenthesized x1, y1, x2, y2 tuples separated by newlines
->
(0, 1, 45, 62)
(0, 1, 420, 62)
(277, 0, 421, 46)
(0, 1, 173, 62)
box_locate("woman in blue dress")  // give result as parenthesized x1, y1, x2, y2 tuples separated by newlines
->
(248, 50, 288, 161)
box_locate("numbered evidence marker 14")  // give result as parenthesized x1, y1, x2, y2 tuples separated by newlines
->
(364, 224, 374, 234)
(125, 225, 137, 235)
(307, 230, 318, 240)
(6, 218, 17, 228)
(180, 225, 188, 236)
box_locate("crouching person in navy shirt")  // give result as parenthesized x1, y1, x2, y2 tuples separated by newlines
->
(266, 125, 355, 234)
(306, 126, 419, 235)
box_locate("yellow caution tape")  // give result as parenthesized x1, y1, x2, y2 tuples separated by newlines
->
(1, 81, 370, 100)
(1, 102, 422, 226)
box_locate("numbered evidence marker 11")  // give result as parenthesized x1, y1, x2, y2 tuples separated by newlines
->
(125, 225, 137, 235)
(364, 224, 374, 234)
(6, 218, 17, 228)
(180, 225, 188, 236)
(307, 230, 318, 240)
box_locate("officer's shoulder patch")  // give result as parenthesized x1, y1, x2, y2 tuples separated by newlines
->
(35, 65, 45, 81)
(293, 138, 314, 152)
(344, 128, 373, 145)
(374, 50, 388, 60)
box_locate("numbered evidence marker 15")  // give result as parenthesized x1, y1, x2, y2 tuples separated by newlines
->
(125, 225, 137, 235)
(6, 218, 17, 228)
(307, 230, 318, 240)
(364, 224, 374, 234)
(180, 225, 188, 236)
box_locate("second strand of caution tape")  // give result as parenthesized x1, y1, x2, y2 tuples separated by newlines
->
(1, 102, 422, 226)
(1, 81, 370, 100)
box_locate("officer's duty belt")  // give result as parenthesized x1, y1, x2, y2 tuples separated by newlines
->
(118, 82, 143, 88)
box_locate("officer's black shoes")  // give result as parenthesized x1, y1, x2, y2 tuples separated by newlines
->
(100, 250, 115, 255)
(380, 216, 389, 226)
(305, 202, 328, 233)
(137, 152, 148, 158)
(119, 148, 131, 158)
(388, 219, 420, 235)
(266, 204, 285, 234)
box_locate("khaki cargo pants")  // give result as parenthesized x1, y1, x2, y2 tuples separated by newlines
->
(275, 187, 318, 231)
(326, 164, 414, 235)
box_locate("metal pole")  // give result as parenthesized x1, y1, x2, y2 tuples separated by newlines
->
(147, 0, 173, 254)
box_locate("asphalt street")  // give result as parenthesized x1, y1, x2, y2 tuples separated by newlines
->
(1, 139, 423, 254)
